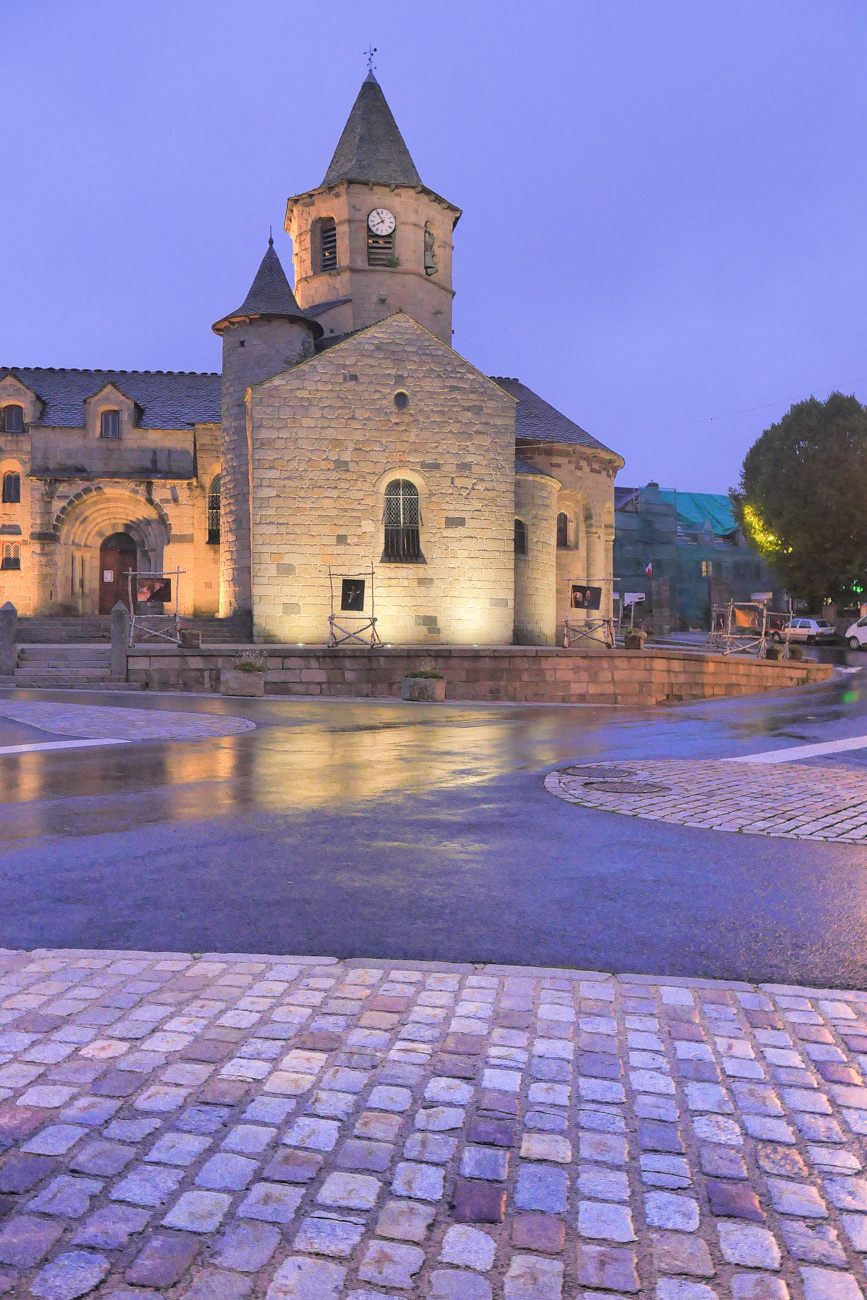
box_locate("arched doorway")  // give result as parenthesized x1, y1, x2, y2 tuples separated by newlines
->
(99, 533, 137, 613)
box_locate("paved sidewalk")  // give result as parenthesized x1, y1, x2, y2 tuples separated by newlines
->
(546, 760, 867, 842)
(0, 702, 256, 745)
(0, 954, 865, 1296)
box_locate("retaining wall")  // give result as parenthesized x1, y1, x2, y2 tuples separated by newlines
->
(126, 644, 832, 705)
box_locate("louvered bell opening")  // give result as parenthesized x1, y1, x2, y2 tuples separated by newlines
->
(320, 222, 337, 272)
(368, 231, 395, 267)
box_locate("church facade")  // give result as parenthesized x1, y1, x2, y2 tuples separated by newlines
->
(0, 74, 623, 646)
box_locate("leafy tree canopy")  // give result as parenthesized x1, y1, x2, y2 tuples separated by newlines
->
(732, 392, 867, 608)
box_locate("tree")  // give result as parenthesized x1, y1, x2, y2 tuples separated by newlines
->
(732, 392, 867, 609)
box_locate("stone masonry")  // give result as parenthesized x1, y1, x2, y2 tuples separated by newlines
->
(247, 314, 518, 646)
(514, 470, 559, 645)
(125, 643, 832, 704)
(218, 317, 316, 619)
(0, 949, 866, 1299)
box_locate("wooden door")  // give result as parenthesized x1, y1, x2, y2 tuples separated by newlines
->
(99, 534, 136, 614)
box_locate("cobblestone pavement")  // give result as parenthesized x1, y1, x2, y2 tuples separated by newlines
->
(1, 954, 867, 1297)
(0, 702, 256, 744)
(545, 760, 867, 843)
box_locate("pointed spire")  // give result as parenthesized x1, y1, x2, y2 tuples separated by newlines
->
(322, 74, 422, 187)
(212, 241, 322, 336)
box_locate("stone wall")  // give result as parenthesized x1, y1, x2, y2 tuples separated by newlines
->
(248, 313, 518, 646)
(514, 470, 559, 644)
(219, 317, 315, 618)
(127, 643, 832, 705)
(0, 412, 222, 618)
(517, 442, 619, 630)
(286, 180, 458, 346)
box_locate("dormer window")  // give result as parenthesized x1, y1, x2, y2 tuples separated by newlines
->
(1, 405, 23, 434)
(100, 409, 120, 439)
(319, 219, 337, 272)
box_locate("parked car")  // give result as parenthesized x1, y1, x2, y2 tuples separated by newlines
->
(770, 618, 837, 645)
(845, 615, 867, 650)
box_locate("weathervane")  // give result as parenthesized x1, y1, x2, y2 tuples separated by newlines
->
(365, 44, 377, 71)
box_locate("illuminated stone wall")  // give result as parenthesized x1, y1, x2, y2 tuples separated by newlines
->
(0, 414, 221, 618)
(219, 317, 315, 617)
(514, 470, 560, 644)
(285, 180, 458, 346)
(516, 441, 619, 635)
(248, 313, 517, 645)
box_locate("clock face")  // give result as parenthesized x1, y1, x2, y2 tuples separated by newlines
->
(368, 208, 396, 236)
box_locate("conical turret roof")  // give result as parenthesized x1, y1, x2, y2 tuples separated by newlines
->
(322, 72, 422, 187)
(212, 240, 322, 336)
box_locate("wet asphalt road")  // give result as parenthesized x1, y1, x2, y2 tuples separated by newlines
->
(2, 669, 867, 986)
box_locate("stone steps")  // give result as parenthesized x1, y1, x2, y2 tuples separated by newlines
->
(11, 671, 141, 690)
(17, 646, 111, 669)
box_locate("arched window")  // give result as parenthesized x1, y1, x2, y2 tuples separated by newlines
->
(383, 479, 422, 562)
(424, 224, 437, 276)
(100, 409, 120, 439)
(514, 518, 527, 555)
(1, 543, 20, 571)
(207, 474, 221, 544)
(319, 219, 337, 273)
(556, 512, 569, 548)
(1, 405, 23, 434)
(2, 472, 20, 504)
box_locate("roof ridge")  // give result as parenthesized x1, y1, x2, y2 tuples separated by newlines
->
(2, 365, 220, 377)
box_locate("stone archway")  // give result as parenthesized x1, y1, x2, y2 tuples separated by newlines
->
(54, 485, 171, 616)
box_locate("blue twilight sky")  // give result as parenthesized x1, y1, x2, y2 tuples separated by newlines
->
(2, 1, 866, 493)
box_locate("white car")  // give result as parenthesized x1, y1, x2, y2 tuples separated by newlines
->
(845, 616, 867, 650)
(771, 618, 837, 645)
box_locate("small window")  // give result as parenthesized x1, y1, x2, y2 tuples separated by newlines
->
(556, 512, 569, 548)
(383, 478, 423, 562)
(100, 409, 120, 439)
(1, 405, 23, 434)
(424, 223, 437, 276)
(320, 219, 337, 273)
(2, 472, 20, 504)
(1, 543, 20, 570)
(207, 474, 221, 544)
(701, 560, 713, 577)
(394, 391, 409, 410)
(514, 518, 527, 556)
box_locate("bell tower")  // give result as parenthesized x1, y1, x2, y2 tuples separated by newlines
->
(284, 73, 461, 346)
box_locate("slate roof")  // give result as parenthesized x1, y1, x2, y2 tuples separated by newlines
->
(322, 72, 423, 187)
(0, 367, 220, 429)
(213, 241, 322, 336)
(491, 377, 616, 454)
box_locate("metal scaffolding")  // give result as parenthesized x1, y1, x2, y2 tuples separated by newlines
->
(707, 600, 790, 657)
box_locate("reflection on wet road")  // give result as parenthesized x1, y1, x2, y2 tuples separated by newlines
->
(1, 673, 867, 985)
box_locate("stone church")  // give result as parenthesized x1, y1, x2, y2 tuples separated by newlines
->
(0, 73, 623, 646)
